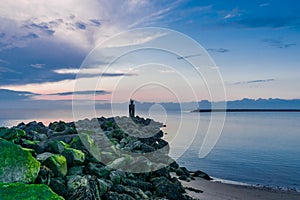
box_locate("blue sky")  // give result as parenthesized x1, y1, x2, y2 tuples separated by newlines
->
(0, 0, 299, 108)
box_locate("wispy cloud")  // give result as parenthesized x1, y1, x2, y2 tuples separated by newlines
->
(259, 3, 270, 7)
(207, 48, 230, 53)
(263, 38, 296, 48)
(224, 8, 242, 19)
(53, 68, 137, 77)
(30, 64, 45, 69)
(48, 90, 110, 96)
(233, 78, 275, 85)
(128, 0, 184, 28)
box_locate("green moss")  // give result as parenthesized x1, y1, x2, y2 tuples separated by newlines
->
(0, 183, 64, 200)
(47, 140, 69, 154)
(62, 147, 85, 166)
(0, 127, 26, 141)
(0, 139, 40, 183)
(42, 155, 67, 177)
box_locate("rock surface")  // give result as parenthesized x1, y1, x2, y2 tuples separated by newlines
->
(0, 182, 64, 200)
(0, 138, 40, 183)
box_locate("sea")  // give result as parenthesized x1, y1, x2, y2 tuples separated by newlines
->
(1, 108, 299, 191)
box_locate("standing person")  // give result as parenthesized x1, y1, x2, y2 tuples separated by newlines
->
(129, 99, 135, 118)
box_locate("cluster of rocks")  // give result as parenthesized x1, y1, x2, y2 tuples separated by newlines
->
(0, 116, 211, 200)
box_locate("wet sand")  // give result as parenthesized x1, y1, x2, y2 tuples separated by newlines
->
(179, 176, 300, 200)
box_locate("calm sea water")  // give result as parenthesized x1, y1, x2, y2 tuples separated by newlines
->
(1, 109, 299, 190)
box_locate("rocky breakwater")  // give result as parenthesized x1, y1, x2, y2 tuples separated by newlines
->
(0, 116, 211, 200)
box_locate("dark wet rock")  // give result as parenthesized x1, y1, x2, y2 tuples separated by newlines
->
(192, 170, 212, 180)
(37, 152, 55, 163)
(0, 138, 40, 183)
(50, 177, 67, 197)
(42, 154, 68, 177)
(35, 165, 53, 185)
(103, 191, 135, 200)
(179, 174, 190, 181)
(67, 175, 110, 200)
(49, 135, 78, 144)
(49, 121, 68, 132)
(0, 127, 26, 141)
(67, 166, 84, 176)
(62, 147, 85, 166)
(111, 184, 148, 199)
(151, 176, 185, 200)
(85, 163, 111, 179)
(0, 182, 64, 200)
(46, 140, 70, 154)
(109, 170, 126, 184)
(122, 178, 153, 191)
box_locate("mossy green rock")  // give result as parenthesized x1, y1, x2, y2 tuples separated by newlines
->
(70, 133, 100, 162)
(0, 127, 26, 141)
(62, 147, 85, 166)
(0, 139, 40, 183)
(42, 155, 67, 177)
(47, 140, 69, 154)
(0, 183, 64, 200)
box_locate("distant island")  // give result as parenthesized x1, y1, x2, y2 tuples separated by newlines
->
(191, 108, 300, 113)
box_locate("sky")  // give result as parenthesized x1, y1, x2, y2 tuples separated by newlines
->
(0, 0, 300, 109)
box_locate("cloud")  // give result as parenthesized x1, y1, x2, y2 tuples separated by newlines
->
(0, 66, 14, 73)
(30, 64, 45, 69)
(233, 78, 275, 85)
(223, 8, 242, 19)
(128, 0, 184, 28)
(75, 22, 86, 30)
(263, 38, 296, 49)
(49, 90, 110, 96)
(89, 19, 101, 27)
(259, 3, 270, 7)
(207, 48, 230, 53)
(0, 89, 37, 101)
(53, 68, 137, 78)
(24, 22, 56, 35)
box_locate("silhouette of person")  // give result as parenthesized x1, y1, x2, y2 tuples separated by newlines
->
(129, 99, 135, 118)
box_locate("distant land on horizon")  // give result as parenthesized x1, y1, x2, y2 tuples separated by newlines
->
(98, 98, 300, 112)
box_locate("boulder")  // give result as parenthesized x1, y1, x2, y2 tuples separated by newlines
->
(70, 133, 100, 162)
(103, 191, 135, 200)
(0, 182, 64, 200)
(37, 152, 55, 163)
(0, 139, 40, 183)
(50, 177, 67, 197)
(62, 147, 85, 166)
(151, 176, 185, 200)
(66, 175, 110, 200)
(42, 155, 68, 177)
(46, 140, 69, 154)
(0, 127, 26, 141)
(85, 163, 111, 179)
(35, 165, 53, 185)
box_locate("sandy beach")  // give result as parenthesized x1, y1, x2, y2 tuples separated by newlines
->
(180, 177, 300, 200)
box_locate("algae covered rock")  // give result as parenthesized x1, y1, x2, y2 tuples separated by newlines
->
(0, 138, 40, 183)
(0, 182, 64, 200)
(61, 147, 85, 166)
(0, 127, 26, 141)
(42, 154, 68, 177)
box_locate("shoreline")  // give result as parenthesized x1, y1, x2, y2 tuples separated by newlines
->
(176, 175, 300, 200)
(211, 177, 300, 193)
